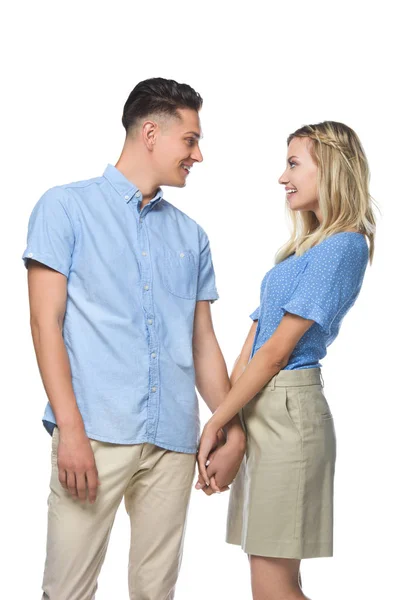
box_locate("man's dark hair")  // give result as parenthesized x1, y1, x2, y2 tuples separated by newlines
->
(122, 77, 203, 134)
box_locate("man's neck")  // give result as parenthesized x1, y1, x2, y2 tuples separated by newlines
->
(115, 148, 160, 206)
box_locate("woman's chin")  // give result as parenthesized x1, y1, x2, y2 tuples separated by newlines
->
(287, 198, 316, 213)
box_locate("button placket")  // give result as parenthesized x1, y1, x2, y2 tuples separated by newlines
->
(138, 214, 160, 440)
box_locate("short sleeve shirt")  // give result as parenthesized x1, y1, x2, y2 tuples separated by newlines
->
(22, 165, 219, 452)
(250, 233, 369, 369)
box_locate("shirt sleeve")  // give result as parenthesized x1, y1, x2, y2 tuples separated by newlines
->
(281, 236, 368, 335)
(22, 188, 75, 277)
(250, 306, 260, 320)
(196, 226, 219, 303)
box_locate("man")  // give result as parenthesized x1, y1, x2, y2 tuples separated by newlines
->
(23, 77, 245, 600)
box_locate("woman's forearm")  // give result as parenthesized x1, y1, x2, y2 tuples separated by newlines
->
(230, 355, 248, 385)
(210, 346, 285, 431)
(208, 314, 315, 432)
(230, 320, 258, 385)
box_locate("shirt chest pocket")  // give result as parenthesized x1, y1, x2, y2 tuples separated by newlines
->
(163, 248, 197, 299)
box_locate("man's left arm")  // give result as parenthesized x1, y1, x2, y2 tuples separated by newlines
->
(193, 301, 246, 493)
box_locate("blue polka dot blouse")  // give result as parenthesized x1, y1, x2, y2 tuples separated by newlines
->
(250, 232, 369, 370)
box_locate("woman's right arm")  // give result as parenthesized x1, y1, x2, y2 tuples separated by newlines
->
(230, 320, 258, 385)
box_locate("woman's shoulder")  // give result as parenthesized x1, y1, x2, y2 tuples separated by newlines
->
(308, 231, 368, 262)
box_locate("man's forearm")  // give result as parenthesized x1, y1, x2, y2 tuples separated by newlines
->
(193, 335, 244, 439)
(30, 320, 84, 432)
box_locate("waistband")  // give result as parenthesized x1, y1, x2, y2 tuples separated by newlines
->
(266, 368, 323, 390)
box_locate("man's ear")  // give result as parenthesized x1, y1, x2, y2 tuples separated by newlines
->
(142, 120, 158, 151)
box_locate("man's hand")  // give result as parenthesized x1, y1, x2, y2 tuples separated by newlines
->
(57, 427, 100, 503)
(205, 436, 245, 489)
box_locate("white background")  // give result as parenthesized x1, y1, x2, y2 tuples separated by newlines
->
(2, 1, 399, 598)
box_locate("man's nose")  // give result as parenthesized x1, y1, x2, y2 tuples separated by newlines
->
(192, 146, 203, 163)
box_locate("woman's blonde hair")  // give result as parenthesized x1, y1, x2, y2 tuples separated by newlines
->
(275, 121, 376, 264)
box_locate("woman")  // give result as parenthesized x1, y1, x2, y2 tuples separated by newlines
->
(197, 121, 376, 600)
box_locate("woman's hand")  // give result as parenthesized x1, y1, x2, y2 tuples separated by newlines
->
(195, 428, 228, 495)
(197, 420, 220, 489)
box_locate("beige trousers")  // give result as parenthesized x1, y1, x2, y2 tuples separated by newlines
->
(42, 428, 196, 600)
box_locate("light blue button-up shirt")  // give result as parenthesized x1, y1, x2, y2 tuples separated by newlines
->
(22, 165, 219, 453)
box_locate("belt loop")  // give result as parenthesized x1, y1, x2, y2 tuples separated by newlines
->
(269, 374, 276, 391)
(320, 371, 325, 387)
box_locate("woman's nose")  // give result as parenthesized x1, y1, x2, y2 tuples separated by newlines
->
(278, 171, 288, 185)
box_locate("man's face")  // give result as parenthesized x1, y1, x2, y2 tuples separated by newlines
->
(152, 108, 203, 188)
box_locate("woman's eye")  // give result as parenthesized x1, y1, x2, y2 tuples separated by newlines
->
(289, 161, 296, 169)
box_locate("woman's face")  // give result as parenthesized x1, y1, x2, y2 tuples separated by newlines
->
(278, 136, 320, 220)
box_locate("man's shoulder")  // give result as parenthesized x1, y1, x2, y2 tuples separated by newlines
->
(39, 174, 106, 212)
(56, 173, 105, 195)
(32, 175, 105, 230)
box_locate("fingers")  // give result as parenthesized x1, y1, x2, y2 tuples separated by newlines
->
(58, 468, 67, 490)
(195, 473, 214, 494)
(86, 468, 99, 504)
(76, 472, 87, 502)
(66, 470, 77, 498)
(200, 481, 229, 495)
(202, 485, 215, 496)
(209, 475, 221, 494)
(197, 450, 210, 486)
(58, 467, 99, 504)
(195, 472, 206, 490)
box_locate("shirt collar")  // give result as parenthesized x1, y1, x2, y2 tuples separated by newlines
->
(103, 164, 164, 206)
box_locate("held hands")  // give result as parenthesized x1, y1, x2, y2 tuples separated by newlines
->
(196, 427, 229, 495)
(57, 426, 100, 504)
(196, 421, 246, 496)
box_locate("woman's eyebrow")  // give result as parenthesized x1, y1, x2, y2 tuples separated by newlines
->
(287, 155, 299, 162)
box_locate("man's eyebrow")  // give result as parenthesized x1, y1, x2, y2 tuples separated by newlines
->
(185, 131, 202, 139)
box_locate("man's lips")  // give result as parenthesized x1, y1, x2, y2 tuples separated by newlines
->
(181, 164, 192, 174)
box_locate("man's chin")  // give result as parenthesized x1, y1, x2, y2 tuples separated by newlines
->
(163, 177, 187, 189)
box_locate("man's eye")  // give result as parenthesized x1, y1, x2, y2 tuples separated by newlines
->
(186, 139, 196, 146)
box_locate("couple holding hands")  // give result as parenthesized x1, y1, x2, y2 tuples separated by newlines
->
(23, 77, 375, 600)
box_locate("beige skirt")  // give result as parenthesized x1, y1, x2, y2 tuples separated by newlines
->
(226, 368, 336, 559)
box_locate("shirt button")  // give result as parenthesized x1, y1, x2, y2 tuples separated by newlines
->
(140, 218, 143, 223)
(27, 252, 33, 257)
(180, 252, 185, 258)
(147, 319, 153, 325)
(142, 251, 147, 256)
(151, 353, 157, 359)
(135, 191, 141, 197)
(151, 386, 157, 393)
(124, 195, 130, 200)
(144, 285, 149, 291)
